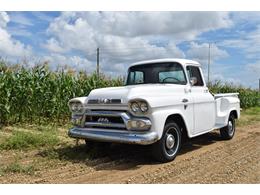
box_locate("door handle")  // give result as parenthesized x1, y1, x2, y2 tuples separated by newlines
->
(182, 98, 188, 103)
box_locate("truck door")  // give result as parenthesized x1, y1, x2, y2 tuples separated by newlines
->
(186, 65, 215, 135)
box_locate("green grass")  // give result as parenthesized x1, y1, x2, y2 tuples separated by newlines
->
(0, 162, 37, 176)
(237, 107, 260, 127)
(0, 131, 60, 150)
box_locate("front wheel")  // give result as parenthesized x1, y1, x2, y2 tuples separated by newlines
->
(151, 122, 182, 162)
(220, 114, 236, 140)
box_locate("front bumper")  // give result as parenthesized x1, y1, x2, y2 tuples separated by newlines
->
(68, 127, 159, 145)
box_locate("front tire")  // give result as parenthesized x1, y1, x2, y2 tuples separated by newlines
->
(220, 114, 236, 140)
(151, 122, 182, 162)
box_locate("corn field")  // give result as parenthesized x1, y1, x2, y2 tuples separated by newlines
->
(209, 81, 260, 108)
(0, 61, 259, 126)
(0, 61, 123, 125)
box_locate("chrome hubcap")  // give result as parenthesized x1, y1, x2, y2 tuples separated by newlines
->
(166, 134, 175, 149)
(228, 121, 233, 135)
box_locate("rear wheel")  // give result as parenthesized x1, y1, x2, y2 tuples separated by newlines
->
(220, 114, 236, 140)
(151, 122, 182, 162)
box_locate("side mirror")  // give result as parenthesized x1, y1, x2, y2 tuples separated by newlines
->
(190, 77, 197, 86)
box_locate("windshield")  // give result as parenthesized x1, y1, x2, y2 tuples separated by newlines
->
(126, 62, 187, 85)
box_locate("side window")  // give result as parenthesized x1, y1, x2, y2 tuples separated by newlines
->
(128, 71, 144, 84)
(186, 66, 204, 86)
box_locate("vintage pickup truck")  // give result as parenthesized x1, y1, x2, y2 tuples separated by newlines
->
(68, 59, 240, 162)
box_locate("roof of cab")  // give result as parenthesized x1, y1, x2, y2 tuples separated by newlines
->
(130, 58, 201, 67)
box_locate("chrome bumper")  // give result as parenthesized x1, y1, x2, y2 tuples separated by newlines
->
(68, 127, 159, 145)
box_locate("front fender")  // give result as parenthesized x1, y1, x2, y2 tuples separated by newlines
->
(149, 107, 190, 140)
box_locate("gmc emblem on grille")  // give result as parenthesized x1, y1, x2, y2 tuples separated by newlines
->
(97, 117, 110, 123)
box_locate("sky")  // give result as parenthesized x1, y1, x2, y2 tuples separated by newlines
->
(0, 11, 260, 89)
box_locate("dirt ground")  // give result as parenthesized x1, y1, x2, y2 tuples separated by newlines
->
(0, 122, 259, 184)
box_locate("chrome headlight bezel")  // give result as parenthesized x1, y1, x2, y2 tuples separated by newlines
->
(128, 99, 149, 115)
(68, 101, 85, 114)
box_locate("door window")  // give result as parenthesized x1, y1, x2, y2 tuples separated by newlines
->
(186, 66, 204, 86)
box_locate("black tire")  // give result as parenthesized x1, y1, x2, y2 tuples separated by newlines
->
(220, 114, 236, 140)
(151, 122, 182, 162)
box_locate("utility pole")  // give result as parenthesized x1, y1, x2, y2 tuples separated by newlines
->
(96, 47, 100, 77)
(259, 78, 260, 92)
(208, 43, 211, 84)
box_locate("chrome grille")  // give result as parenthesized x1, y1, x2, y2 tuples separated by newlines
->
(87, 98, 122, 104)
(84, 110, 127, 130)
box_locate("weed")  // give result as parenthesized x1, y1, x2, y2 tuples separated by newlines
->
(1, 162, 37, 175)
(0, 131, 59, 150)
(237, 107, 260, 126)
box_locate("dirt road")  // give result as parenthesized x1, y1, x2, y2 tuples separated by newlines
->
(0, 122, 259, 183)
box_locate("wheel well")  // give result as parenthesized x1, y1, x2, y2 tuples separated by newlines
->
(165, 114, 188, 138)
(230, 110, 238, 119)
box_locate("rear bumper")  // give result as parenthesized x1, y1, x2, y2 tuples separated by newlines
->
(68, 127, 159, 145)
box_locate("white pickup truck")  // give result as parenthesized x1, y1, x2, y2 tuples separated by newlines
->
(68, 59, 240, 162)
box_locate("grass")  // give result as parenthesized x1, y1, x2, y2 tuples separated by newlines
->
(0, 107, 259, 151)
(237, 107, 260, 127)
(0, 107, 258, 180)
(0, 131, 60, 150)
(0, 161, 37, 176)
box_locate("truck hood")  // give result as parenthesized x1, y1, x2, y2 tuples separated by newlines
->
(88, 84, 187, 105)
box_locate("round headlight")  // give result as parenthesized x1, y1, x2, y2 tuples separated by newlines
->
(129, 100, 149, 114)
(131, 102, 140, 112)
(70, 102, 84, 113)
(71, 103, 78, 112)
(76, 103, 83, 112)
(140, 102, 148, 112)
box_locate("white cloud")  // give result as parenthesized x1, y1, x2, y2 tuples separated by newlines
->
(9, 12, 33, 26)
(83, 12, 232, 38)
(186, 42, 229, 67)
(43, 12, 232, 75)
(0, 12, 9, 28)
(210, 73, 241, 85)
(44, 38, 67, 53)
(0, 12, 32, 58)
(246, 61, 260, 76)
(220, 23, 260, 60)
(42, 53, 95, 72)
(31, 12, 55, 22)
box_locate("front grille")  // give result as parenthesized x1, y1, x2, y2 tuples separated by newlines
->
(86, 115, 124, 124)
(87, 99, 122, 104)
(84, 110, 127, 130)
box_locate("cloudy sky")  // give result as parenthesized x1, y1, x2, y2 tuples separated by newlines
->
(0, 11, 259, 88)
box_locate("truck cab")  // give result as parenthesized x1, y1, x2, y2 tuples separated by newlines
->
(68, 58, 240, 162)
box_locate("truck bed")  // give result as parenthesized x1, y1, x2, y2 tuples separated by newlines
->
(214, 93, 239, 99)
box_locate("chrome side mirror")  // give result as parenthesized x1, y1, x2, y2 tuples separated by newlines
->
(190, 77, 197, 86)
